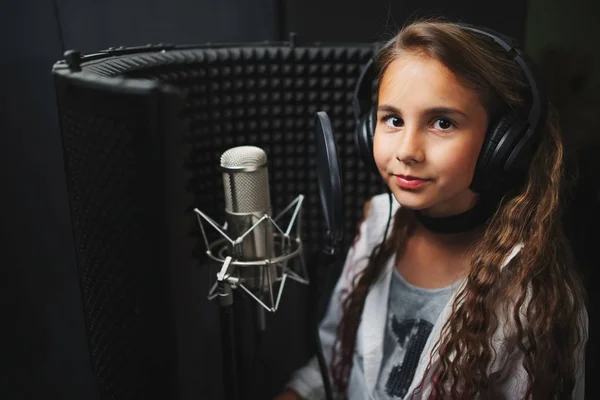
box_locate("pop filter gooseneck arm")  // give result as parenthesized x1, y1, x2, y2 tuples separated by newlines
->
(312, 111, 344, 400)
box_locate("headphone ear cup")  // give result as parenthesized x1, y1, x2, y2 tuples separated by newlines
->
(472, 113, 516, 191)
(355, 107, 379, 175)
(502, 118, 534, 173)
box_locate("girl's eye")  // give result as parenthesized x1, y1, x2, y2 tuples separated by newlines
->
(433, 118, 454, 131)
(383, 115, 403, 128)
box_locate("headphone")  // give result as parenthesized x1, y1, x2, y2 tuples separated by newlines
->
(351, 23, 548, 193)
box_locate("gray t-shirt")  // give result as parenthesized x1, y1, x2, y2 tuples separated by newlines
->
(376, 268, 461, 399)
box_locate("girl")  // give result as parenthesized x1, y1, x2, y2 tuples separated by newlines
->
(276, 19, 587, 399)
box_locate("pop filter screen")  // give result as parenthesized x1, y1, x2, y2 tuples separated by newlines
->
(314, 111, 343, 251)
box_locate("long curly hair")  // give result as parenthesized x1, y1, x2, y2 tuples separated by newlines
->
(331, 19, 587, 399)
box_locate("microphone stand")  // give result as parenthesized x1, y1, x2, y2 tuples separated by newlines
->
(216, 257, 240, 400)
(194, 196, 308, 400)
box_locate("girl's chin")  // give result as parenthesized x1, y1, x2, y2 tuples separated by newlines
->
(390, 191, 433, 211)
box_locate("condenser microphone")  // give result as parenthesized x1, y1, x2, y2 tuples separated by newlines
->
(220, 146, 276, 330)
(194, 144, 308, 332)
(220, 146, 276, 291)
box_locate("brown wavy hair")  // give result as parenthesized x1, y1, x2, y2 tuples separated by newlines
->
(331, 19, 587, 399)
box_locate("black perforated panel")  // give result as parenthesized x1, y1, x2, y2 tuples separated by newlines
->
(54, 43, 382, 399)
(104, 46, 381, 254)
(55, 81, 175, 399)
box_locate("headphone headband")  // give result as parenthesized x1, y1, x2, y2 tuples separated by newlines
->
(352, 56, 375, 124)
(459, 24, 548, 157)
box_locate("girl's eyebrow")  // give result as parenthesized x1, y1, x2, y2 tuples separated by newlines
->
(377, 104, 470, 119)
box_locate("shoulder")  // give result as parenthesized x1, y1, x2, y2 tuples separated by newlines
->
(353, 192, 400, 253)
(340, 193, 399, 287)
(363, 192, 400, 230)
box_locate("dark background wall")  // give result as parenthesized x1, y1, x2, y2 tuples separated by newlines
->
(2, 0, 597, 399)
(284, 0, 527, 44)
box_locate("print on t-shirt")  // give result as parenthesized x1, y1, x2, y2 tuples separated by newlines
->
(376, 267, 457, 400)
(383, 316, 433, 398)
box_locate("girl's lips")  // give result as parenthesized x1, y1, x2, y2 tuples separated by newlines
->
(398, 174, 425, 180)
(395, 174, 430, 189)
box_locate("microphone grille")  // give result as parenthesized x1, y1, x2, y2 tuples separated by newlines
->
(220, 146, 267, 169)
(220, 146, 271, 213)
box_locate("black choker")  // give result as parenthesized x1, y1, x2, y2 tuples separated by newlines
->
(414, 197, 497, 234)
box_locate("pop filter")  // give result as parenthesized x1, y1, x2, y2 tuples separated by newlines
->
(312, 111, 342, 400)
(314, 111, 343, 254)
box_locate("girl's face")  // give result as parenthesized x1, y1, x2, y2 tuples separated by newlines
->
(373, 53, 489, 218)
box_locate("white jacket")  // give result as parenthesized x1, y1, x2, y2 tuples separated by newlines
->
(287, 193, 586, 399)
